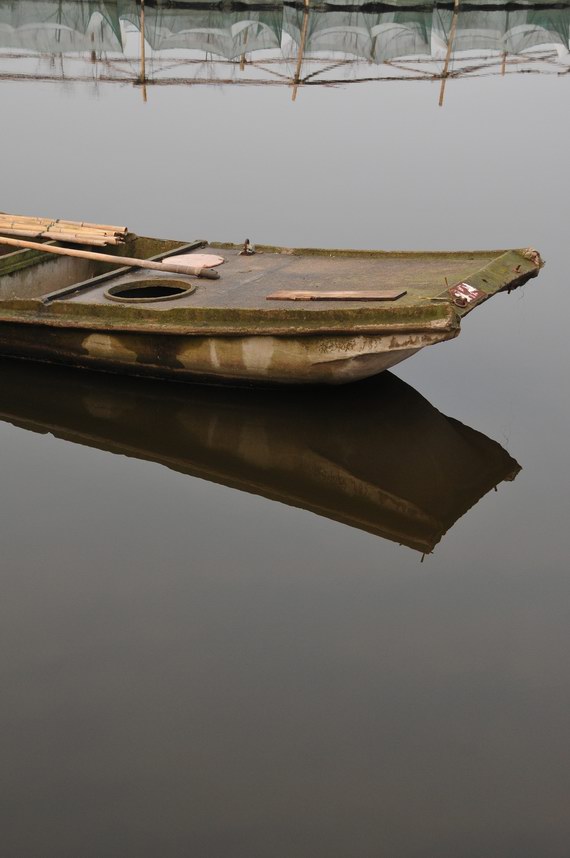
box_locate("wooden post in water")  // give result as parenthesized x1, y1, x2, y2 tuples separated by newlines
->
(502, 9, 511, 78)
(240, 27, 248, 71)
(439, 0, 460, 107)
(292, 0, 310, 102)
(139, 0, 147, 102)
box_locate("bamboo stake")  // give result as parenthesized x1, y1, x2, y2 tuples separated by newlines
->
(140, 0, 147, 103)
(292, 0, 310, 102)
(439, 0, 460, 107)
(240, 27, 248, 71)
(0, 236, 220, 280)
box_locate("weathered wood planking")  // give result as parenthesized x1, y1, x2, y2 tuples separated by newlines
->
(266, 289, 407, 302)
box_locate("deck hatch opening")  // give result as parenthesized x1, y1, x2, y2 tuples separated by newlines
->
(105, 278, 196, 303)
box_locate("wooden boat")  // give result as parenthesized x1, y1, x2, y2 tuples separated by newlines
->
(0, 233, 543, 386)
(0, 358, 521, 553)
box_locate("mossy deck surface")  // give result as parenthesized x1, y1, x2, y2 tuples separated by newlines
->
(63, 244, 499, 311)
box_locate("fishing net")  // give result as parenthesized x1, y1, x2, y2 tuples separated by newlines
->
(432, 6, 569, 57)
(119, 1, 283, 60)
(0, 2, 567, 65)
(0, 1, 122, 52)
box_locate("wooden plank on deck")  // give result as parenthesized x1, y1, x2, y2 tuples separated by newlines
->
(266, 289, 407, 302)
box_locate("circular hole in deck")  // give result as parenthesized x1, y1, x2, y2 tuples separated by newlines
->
(105, 278, 196, 303)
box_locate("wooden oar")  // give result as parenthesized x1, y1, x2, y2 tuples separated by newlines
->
(0, 235, 220, 280)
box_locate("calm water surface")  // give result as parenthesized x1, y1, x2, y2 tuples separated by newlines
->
(1, 18, 569, 857)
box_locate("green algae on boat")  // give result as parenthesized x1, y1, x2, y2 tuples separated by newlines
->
(0, 234, 543, 385)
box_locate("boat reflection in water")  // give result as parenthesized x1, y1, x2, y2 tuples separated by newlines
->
(0, 0, 567, 101)
(0, 358, 520, 554)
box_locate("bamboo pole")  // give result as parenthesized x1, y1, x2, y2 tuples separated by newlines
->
(0, 213, 128, 247)
(0, 228, 112, 245)
(140, 0, 147, 103)
(0, 222, 122, 238)
(55, 221, 127, 234)
(0, 224, 122, 239)
(48, 237, 111, 246)
(0, 221, 126, 237)
(239, 26, 248, 71)
(0, 213, 128, 233)
(292, 0, 310, 102)
(0, 236, 220, 280)
(0, 227, 124, 246)
(439, 0, 460, 107)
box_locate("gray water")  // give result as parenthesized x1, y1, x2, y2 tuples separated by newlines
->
(1, 40, 569, 858)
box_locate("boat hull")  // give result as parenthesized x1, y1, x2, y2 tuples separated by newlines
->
(0, 322, 455, 385)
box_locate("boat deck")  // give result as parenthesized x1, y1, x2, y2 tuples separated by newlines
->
(0, 237, 541, 340)
(60, 243, 500, 312)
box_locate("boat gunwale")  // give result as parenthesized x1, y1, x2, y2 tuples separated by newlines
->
(209, 243, 514, 260)
(0, 303, 459, 336)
